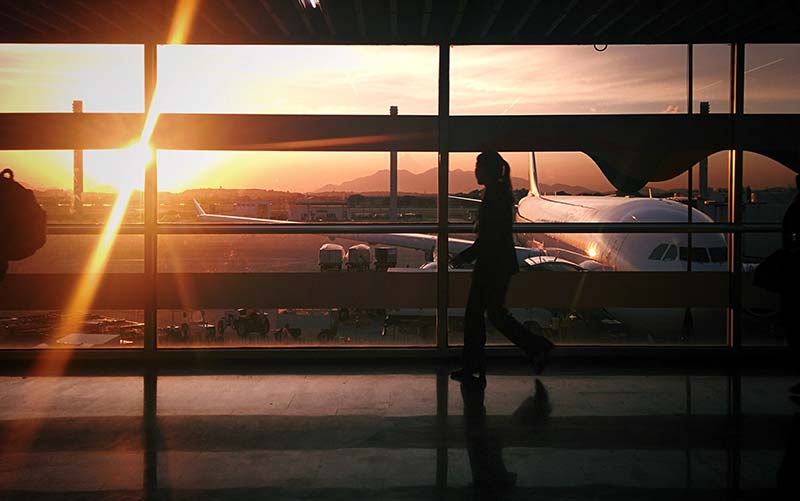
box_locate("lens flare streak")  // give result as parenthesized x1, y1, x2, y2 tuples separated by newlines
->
(54, 0, 201, 346)
(4, 0, 203, 475)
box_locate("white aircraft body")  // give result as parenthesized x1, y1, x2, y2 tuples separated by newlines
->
(516, 194, 728, 272)
(512, 153, 727, 272)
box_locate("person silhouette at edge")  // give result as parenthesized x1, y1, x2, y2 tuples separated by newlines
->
(783, 174, 800, 395)
(450, 151, 554, 382)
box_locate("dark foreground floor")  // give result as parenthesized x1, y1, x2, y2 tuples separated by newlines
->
(0, 364, 798, 500)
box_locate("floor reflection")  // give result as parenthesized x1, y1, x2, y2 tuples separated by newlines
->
(459, 376, 551, 498)
(0, 368, 795, 500)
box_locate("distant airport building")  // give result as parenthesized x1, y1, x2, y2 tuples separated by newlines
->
(289, 201, 350, 221)
(233, 201, 271, 219)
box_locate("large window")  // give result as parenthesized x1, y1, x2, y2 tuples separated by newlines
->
(0, 43, 795, 352)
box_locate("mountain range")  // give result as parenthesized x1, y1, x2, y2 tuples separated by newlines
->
(314, 168, 597, 195)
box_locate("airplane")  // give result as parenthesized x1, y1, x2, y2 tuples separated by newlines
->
(191, 154, 728, 340)
(514, 153, 728, 273)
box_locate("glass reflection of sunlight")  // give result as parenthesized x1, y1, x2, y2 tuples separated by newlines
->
(4, 2, 202, 474)
(48, 0, 200, 358)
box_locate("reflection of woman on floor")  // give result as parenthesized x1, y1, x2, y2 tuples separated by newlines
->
(460, 376, 552, 493)
(450, 152, 554, 381)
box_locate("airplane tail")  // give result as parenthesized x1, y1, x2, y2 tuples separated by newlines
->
(192, 198, 206, 216)
(528, 151, 541, 197)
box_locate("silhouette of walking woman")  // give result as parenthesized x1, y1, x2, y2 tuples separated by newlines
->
(450, 152, 554, 381)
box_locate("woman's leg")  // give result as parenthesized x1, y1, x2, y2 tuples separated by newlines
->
(484, 273, 554, 358)
(462, 276, 488, 373)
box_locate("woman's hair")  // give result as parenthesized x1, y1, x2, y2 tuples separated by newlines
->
(477, 151, 513, 193)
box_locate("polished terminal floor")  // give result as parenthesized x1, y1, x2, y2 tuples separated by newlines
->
(0, 363, 798, 500)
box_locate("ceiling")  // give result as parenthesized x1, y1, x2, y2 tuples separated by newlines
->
(0, 0, 798, 45)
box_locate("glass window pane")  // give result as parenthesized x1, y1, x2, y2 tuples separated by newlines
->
(693, 44, 731, 114)
(0, 310, 144, 348)
(745, 44, 800, 113)
(451, 45, 687, 115)
(743, 152, 797, 224)
(157, 45, 437, 114)
(158, 151, 437, 223)
(0, 44, 143, 112)
(0, 149, 146, 224)
(157, 234, 437, 348)
(7, 235, 143, 274)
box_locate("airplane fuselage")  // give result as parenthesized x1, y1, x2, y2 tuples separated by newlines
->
(515, 194, 728, 272)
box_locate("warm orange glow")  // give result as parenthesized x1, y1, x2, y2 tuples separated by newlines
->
(142, 0, 200, 144)
(586, 242, 598, 259)
(54, 192, 134, 338)
(244, 132, 433, 151)
(167, 0, 200, 45)
(47, 0, 197, 356)
(3, 4, 203, 463)
(53, 142, 152, 338)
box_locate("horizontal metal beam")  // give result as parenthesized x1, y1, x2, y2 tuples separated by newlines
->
(0, 113, 439, 151)
(0, 273, 146, 310)
(462, 271, 731, 308)
(150, 113, 438, 151)
(155, 272, 437, 309)
(2, 113, 799, 154)
(0, 0, 796, 46)
(449, 114, 732, 152)
(0, 271, 741, 311)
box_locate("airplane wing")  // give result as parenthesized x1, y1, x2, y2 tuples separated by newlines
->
(193, 199, 300, 224)
(192, 199, 544, 262)
(448, 194, 518, 209)
(448, 195, 482, 204)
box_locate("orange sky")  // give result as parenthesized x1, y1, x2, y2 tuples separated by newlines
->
(0, 43, 797, 193)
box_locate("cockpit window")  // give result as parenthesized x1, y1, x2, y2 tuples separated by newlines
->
(663, 244, 677, 261)
(648, 243, 668, 260)
(709, 247, 727, 263)
(679, 247, 710, 263)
